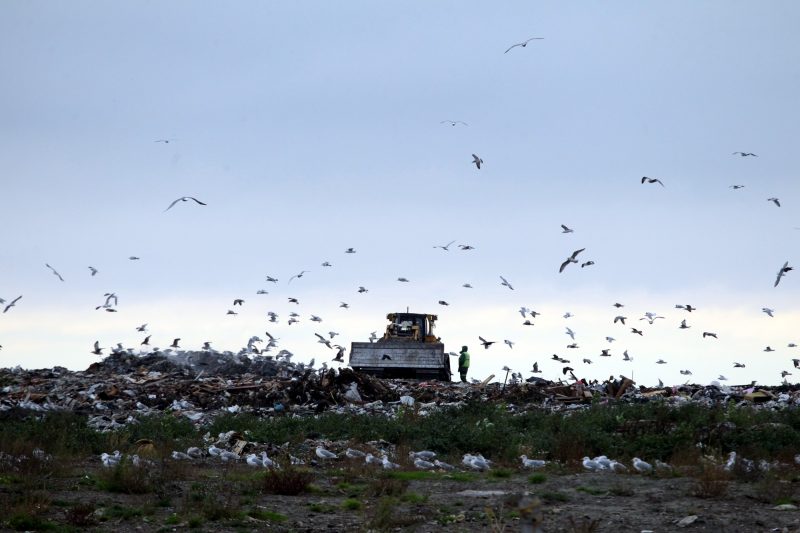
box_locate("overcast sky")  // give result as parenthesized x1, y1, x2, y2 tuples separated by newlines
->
(1, 1, 798, 386)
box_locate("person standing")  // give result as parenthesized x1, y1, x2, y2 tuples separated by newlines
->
(458, 345, 470, 383)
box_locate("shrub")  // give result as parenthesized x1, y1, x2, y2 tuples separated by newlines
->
(261, 468, 313, 495)
(342, 498, 362, 510)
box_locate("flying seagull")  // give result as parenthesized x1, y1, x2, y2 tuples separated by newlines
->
(433, 240, 456, 251)
(641, 176, 665, 187)
(559, 248, 585, 273)
(164, 196, 207, 211)
(581, 261, 594, 268)
(767, 197, 781, 207)
(288, 270, 309, 284)
(732, 152, 757, 157)
(478, 336, 495, 349)
(345, 247, 356, 254)
(729, 185, 745, 190)
(440, 120, 468, 126)
(703, 332, 717, 339)
(614, 315, 627, 324)
(499, 276, 514, 290)
(459, 244, 475, 250)
(91, 341, 103, 355)
(471, 154, 483, 169)
(762, 307, 775, 317)
(561, 224, 574, 234)
(45, 263, 64, 282)
(774, 261, 792, 287)
(504, 36, 544, 53)
(88, 266, 98, 276)
(3, 295, 22, 313)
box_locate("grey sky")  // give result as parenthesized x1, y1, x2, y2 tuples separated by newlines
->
(1, 1, 798, 385)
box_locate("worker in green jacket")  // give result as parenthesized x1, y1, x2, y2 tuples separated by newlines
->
(458, 346, 470, 383)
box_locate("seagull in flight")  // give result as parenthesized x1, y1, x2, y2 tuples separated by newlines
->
(581, 261, 595, 268)
(675, 304, 696, 312)
(358, 286, 368, 293)
(734, 362, 745, 368)
(565, 327, 575, 340)
(459, 244, 475, 250)
(531, 362, 541, 373)
(560, 224, 574, 234)
(3, 295, 22, 313)
(345, 247, 357, 254)
(265, 276, 279, 283)
(762, 307, 775, 317)
(559, 248, 585, 273)
(433, 240, 456, 251)
(729, 185, 745, 190)
(732, 152, 758, 157)
(478, 336, 495, 349)
(462, 283, 473, 288)
(471, 154, 483, 169)
(339, 302, 349, 309)
(504, 339, 514, 349)
(91, 341, 103, 355)
(321, 261, 332, 267)
(45, 263, 64, 282)
(504, 36, 544, 53)
(614, 315, 627, 324)
(440, 120, 468, 126)
(703, 332, 718, 339)
(88, 266, 98, 276)
(164, 196, 207, 211)
(288, 270, 309, 284)
(641, 176, 665, 187)
(768, 197, 781, 207)
(397, 277, 409, 282)
(499, 276, 514, 290)
(774, 261, 792, 287)
(135, 323, 147, 332)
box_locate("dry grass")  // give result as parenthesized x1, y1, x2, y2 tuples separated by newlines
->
(261, 467, 314, 495)
(691, 464, 729, 498)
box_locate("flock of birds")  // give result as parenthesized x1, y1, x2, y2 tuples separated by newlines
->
(1, 35, 796, 388)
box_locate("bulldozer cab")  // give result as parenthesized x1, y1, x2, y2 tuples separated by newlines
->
(384, 313, 438, 343)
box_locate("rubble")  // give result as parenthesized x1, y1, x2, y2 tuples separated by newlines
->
(1, 351, 799, 432)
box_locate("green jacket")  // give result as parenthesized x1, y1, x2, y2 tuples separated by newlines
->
(458, 350, 470, 369)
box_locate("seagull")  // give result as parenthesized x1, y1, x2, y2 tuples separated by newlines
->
(397, 277, 409, 282)
(315, 446, 338, 460)
(567, 343, 579, 349)
(3, 295, 22, 313)
(504, 36, 544, 53)
(91, 341, 103, 355)
(768, 197, 781, 207)
(333, 346, 345, 362)
(164, 196, 207, 211)
(256, 289, 268, 295)
(328, 331, 339, 338)
(565, 327, 575, 340)
(471, 154, 483, 169)
(732, 151, 757, 157)
(581, 261, 595, 268)
(310, 315, 322, 322)
(345, 247, 356, 254)
(775, 261, 793, 287)
(656, 359, 667, 364)
(478, 336, 495, 349)
(733, 362, 745, 368)
(288, 270, 309, 283)
(441, 120, 468, 126)
(358, 286, 368, 293)
(632, 457, 652, 473)
(762, 307, 775, 317)
(613, 302, 624, 308)
(433, 240, 456, 251)
(599, 349, 611, 357)
(563, 312, 574, 319)
(288, 297, 299, 304)
(369, 331, 378, 343)
(346, 448, 366, 459)
(582, 358, 592, 364)
(434, 459, 455, 471)
(729, 185, 745, 189)
(459, 244, 475, 250)
(675, 304, 696, 312)
(764, 346, 775, 352)
(88, 266, 98, 276)
(232, 299, 244, 306)
(781, 370, 792, 378)
(520, 455, 547, 469)
(265, 276, 279, 283)
(631, 328, 643, 336)
(462, 283, 473, 288)
(703, 332, 718, 339)
(136, 324, 148, 332)
(606, 336, 616, 343)
(438, 300, 449, 306)
(141, 335, 151, 345)
(499, 276, 514, 290)
(582, 456, 602, 471)
(504, 339, 514, 349)
(129, 256, 140, 260)
(561, 224, 574, 233)
(410, 450, 437, 461)
(679, 319, 690, 329)
(717, 375, 728, 381)
(622, 350, 632, 361)
(531, 362, 541, 373)
(339, 302, 349, 309)
(226, 310, 237, 316)
(680, 369, 692, 375)
(614, 316, 627, 325)
(315, 333, 332, 349)
(641, 176, 665, 187)
(559, 248, 585, 272)
(45, 263, 64, 282)
(170, 338, 180, 348)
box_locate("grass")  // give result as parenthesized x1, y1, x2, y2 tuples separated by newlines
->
(540, 490, 570, 502)
(528, 473, 547, 484)
(576, 486, 606, 496)
(342, 498, 362, 510)
(248, 508, 288, 522)
(261, 467, 314, 495)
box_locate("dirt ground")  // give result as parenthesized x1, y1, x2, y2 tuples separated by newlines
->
(9, 459, 800, 532)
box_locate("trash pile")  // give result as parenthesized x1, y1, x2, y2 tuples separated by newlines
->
(1, 351, 799, 431)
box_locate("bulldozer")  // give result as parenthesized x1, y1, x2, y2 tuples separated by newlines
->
(349, 312, 451, 381)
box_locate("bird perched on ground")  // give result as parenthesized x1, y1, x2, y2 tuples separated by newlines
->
(478, 336, 495, 349)
(732, 151, 758, 157)
(641, 176, 664, 187)
(434, 459, 455, 471)
(582, 456, 601, 471)
(499, 276, 514, 290)
(413, 458, 435, 470)
(632, 457, 652, 473)
(45, 263, 64, 282)
(164, 196, 206, 211)
(471, 154, 483, 169)
(768, 197, 781, 207)
(520, 455, 547, 469)
(559, 248, 585, 272)
(315, 446, 337, 460)
(775, 261, 793, 287)
(504, 36, 544, 53)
